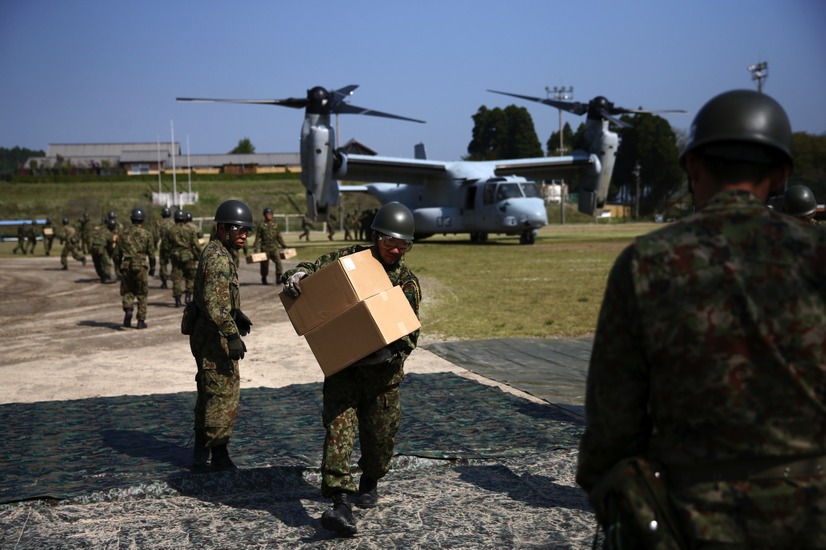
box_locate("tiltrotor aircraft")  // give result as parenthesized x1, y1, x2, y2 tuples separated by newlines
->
(178, 85, 683, 244)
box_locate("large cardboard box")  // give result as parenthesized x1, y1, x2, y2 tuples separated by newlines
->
(280, 248, 297, 260)
(304, 285, 421, 376)
(279, 249, 392, 335)
(246, 252, 268, 264)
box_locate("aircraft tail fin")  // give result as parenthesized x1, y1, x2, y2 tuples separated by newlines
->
(414, 143, 427, 160)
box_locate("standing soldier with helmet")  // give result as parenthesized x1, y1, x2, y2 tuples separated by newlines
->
(12, 223, 27, 255)
(576, 90, 826, 548)
(282, 202, 421, 537)
(113, 208, 156, 328)
(89, 217, 114, 283)
(59, 217, 86, 270)
(253, 207, 287, 285)
(187, 199, 254, 472)
(169, 209, 200, 307)
(25, 219, 38, 254)
(78, 212, 91, 254)
(155, 206, 174, 288)
(784, 184, 820, 225)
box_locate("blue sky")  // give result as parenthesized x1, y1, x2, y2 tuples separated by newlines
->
(1, 0, 824, 161)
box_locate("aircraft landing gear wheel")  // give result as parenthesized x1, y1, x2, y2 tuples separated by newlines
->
(470, 232, 489, 243)
(519, 230, 536, 245)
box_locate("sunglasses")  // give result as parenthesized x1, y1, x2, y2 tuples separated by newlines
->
(377, 234, 413, 252)
(227, 224, 251, 235)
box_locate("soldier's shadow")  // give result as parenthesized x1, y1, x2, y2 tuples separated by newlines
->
(77, 320, 123, 331)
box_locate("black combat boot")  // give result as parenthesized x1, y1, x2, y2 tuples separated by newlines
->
(161, 279, 168, 289)
(275, 273, 283, 285)
(353, 476, 378, 508)
(81, 256, 86, 266)
(210, 444, 238, 472)
(174, 295, 182, 307)
(261, 275, 268, 285)
(123, 308, 133, 328)
(185, 291, 192, 304)
(136, 319, 147, 329)
(192, 431, 210, 472)
(321, 491, 358, 537)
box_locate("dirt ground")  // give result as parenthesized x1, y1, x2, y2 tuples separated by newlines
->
(0, 254, 597, 548)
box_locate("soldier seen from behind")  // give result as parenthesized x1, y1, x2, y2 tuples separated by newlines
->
(113, 208, 155, 329)
(169, 209, 201, 307)
(25, 219, 38, 254)
(89, 217, 115, 283)
(42, 218, 55, 256)
(576, 90, 826, 548)
(253, 207, 287, 285)
(12, 223, 27, 255)
(185, 199, 254, 473)
(282, 202, 421, 537)
(784, 184, 820, 225)
(155, 206, 174, 289)
(59, 217, 86, 270)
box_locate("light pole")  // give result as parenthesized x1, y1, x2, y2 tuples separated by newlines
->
(545, 85, 574, 154)
(747, 61, 768, 93)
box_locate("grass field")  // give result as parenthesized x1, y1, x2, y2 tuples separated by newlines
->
(0, 177, 659, 340)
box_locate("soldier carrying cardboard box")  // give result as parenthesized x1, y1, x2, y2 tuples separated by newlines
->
(282, 202, 421, 538)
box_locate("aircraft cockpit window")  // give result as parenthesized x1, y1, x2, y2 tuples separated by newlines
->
(520, 183, 540, 198)
(495, 183, 523, 201)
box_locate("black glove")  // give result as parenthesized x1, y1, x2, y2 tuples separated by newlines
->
(234, 309, 252, 336)
(283, 272, 307, 298)
(226, 333, 246, 360)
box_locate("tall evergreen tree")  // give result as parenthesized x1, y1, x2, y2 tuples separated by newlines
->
(230, 138, 255, 154)
(466, 105, 542, 160)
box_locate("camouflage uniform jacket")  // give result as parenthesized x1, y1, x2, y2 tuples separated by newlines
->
(60, 224, 77, 244)
(284, 244, 421, 383)
(577, 190, 826, 545)
(193, 239, 240, 338)
(254, 219, 287, 252)
(113, 224, 154, 271)
(157, 218, 175, 255)
(168, 223, 201, 263)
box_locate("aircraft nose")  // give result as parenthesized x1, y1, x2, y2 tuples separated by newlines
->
(515, 199, 549, 227)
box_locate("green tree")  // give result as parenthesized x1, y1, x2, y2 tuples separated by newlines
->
(230, 138, 255, 154)
(0, 146, 45, 174)
(613, 113, 683, 216)
(546, 122, 576, 156)
(466, 105, 542, 160)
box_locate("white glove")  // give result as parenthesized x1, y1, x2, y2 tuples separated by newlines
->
(284, 271, 307, 298)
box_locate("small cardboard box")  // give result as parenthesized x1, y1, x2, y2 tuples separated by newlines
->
(280, 248, 297, 260)
(304, 285, 421, 376)
(43, 227, 54, 236)
(279, 249, 392, 335)
(246, 252, 268, 264)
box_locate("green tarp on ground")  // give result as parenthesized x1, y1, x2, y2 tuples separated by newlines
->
(0, 372, 583, 504)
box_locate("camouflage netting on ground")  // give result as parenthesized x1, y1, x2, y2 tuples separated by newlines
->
(1, 372, 584, 505)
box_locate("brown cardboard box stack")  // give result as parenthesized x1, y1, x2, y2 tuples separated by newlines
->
(279, 248, 297, 259)
(279, 249, 420, 376)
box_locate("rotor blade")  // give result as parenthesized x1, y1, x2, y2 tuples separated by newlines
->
(336, 103, 425, 123)
(487, 89, 588, 116)
(600, 109, 632, 128)
(331, 85, 359, 102)
(612, 106, 689, 115)
(176, 97, 308, 109)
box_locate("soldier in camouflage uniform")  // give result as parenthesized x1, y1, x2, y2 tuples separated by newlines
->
(42, 218, 56, 256)
(154, 206, 174, 289)
(77, 212, 91, 254)
(189, 199, 253, 472)
(25, 219, 38, 254)
(169, 209, 201, 307)
(283, 202, 421, 537)
(59, 217, 86, 270)
(89, 217, 114, 283)
(576, 90, 826, 548)
(12, 223, 27, 255)
(113, 208, 156, 329)
(253, 207, 287, 285)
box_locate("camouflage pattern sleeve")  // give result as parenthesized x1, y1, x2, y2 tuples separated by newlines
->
(576, 245, 652, 494)
(200, 240, 239, 337)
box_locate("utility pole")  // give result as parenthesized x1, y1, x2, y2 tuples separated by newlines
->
(747, 61, 768, 93)
(633, 161, 641, 219)
(545, 85, 574, 154)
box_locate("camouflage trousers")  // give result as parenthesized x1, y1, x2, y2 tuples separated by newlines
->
(259, 248, 283, 279)
(120, 266, 149, 320)
(171, 258, 196, 298)
(91, 247, 112, 281)
(158, 249, 171, 283)
(320, 362, 403, 496)
(60, 241, 85, 267)
(190, 327, 240, 447)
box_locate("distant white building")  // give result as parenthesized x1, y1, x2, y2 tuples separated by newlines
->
(23, 142, 300, 175)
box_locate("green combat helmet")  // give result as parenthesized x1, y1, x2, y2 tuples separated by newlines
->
(784, 185, 817, 218)
(370, 202, 415, 241)
(680, 89, 793, 168)
(130, 208, 145, 223)
(214, 199, 253, 228)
